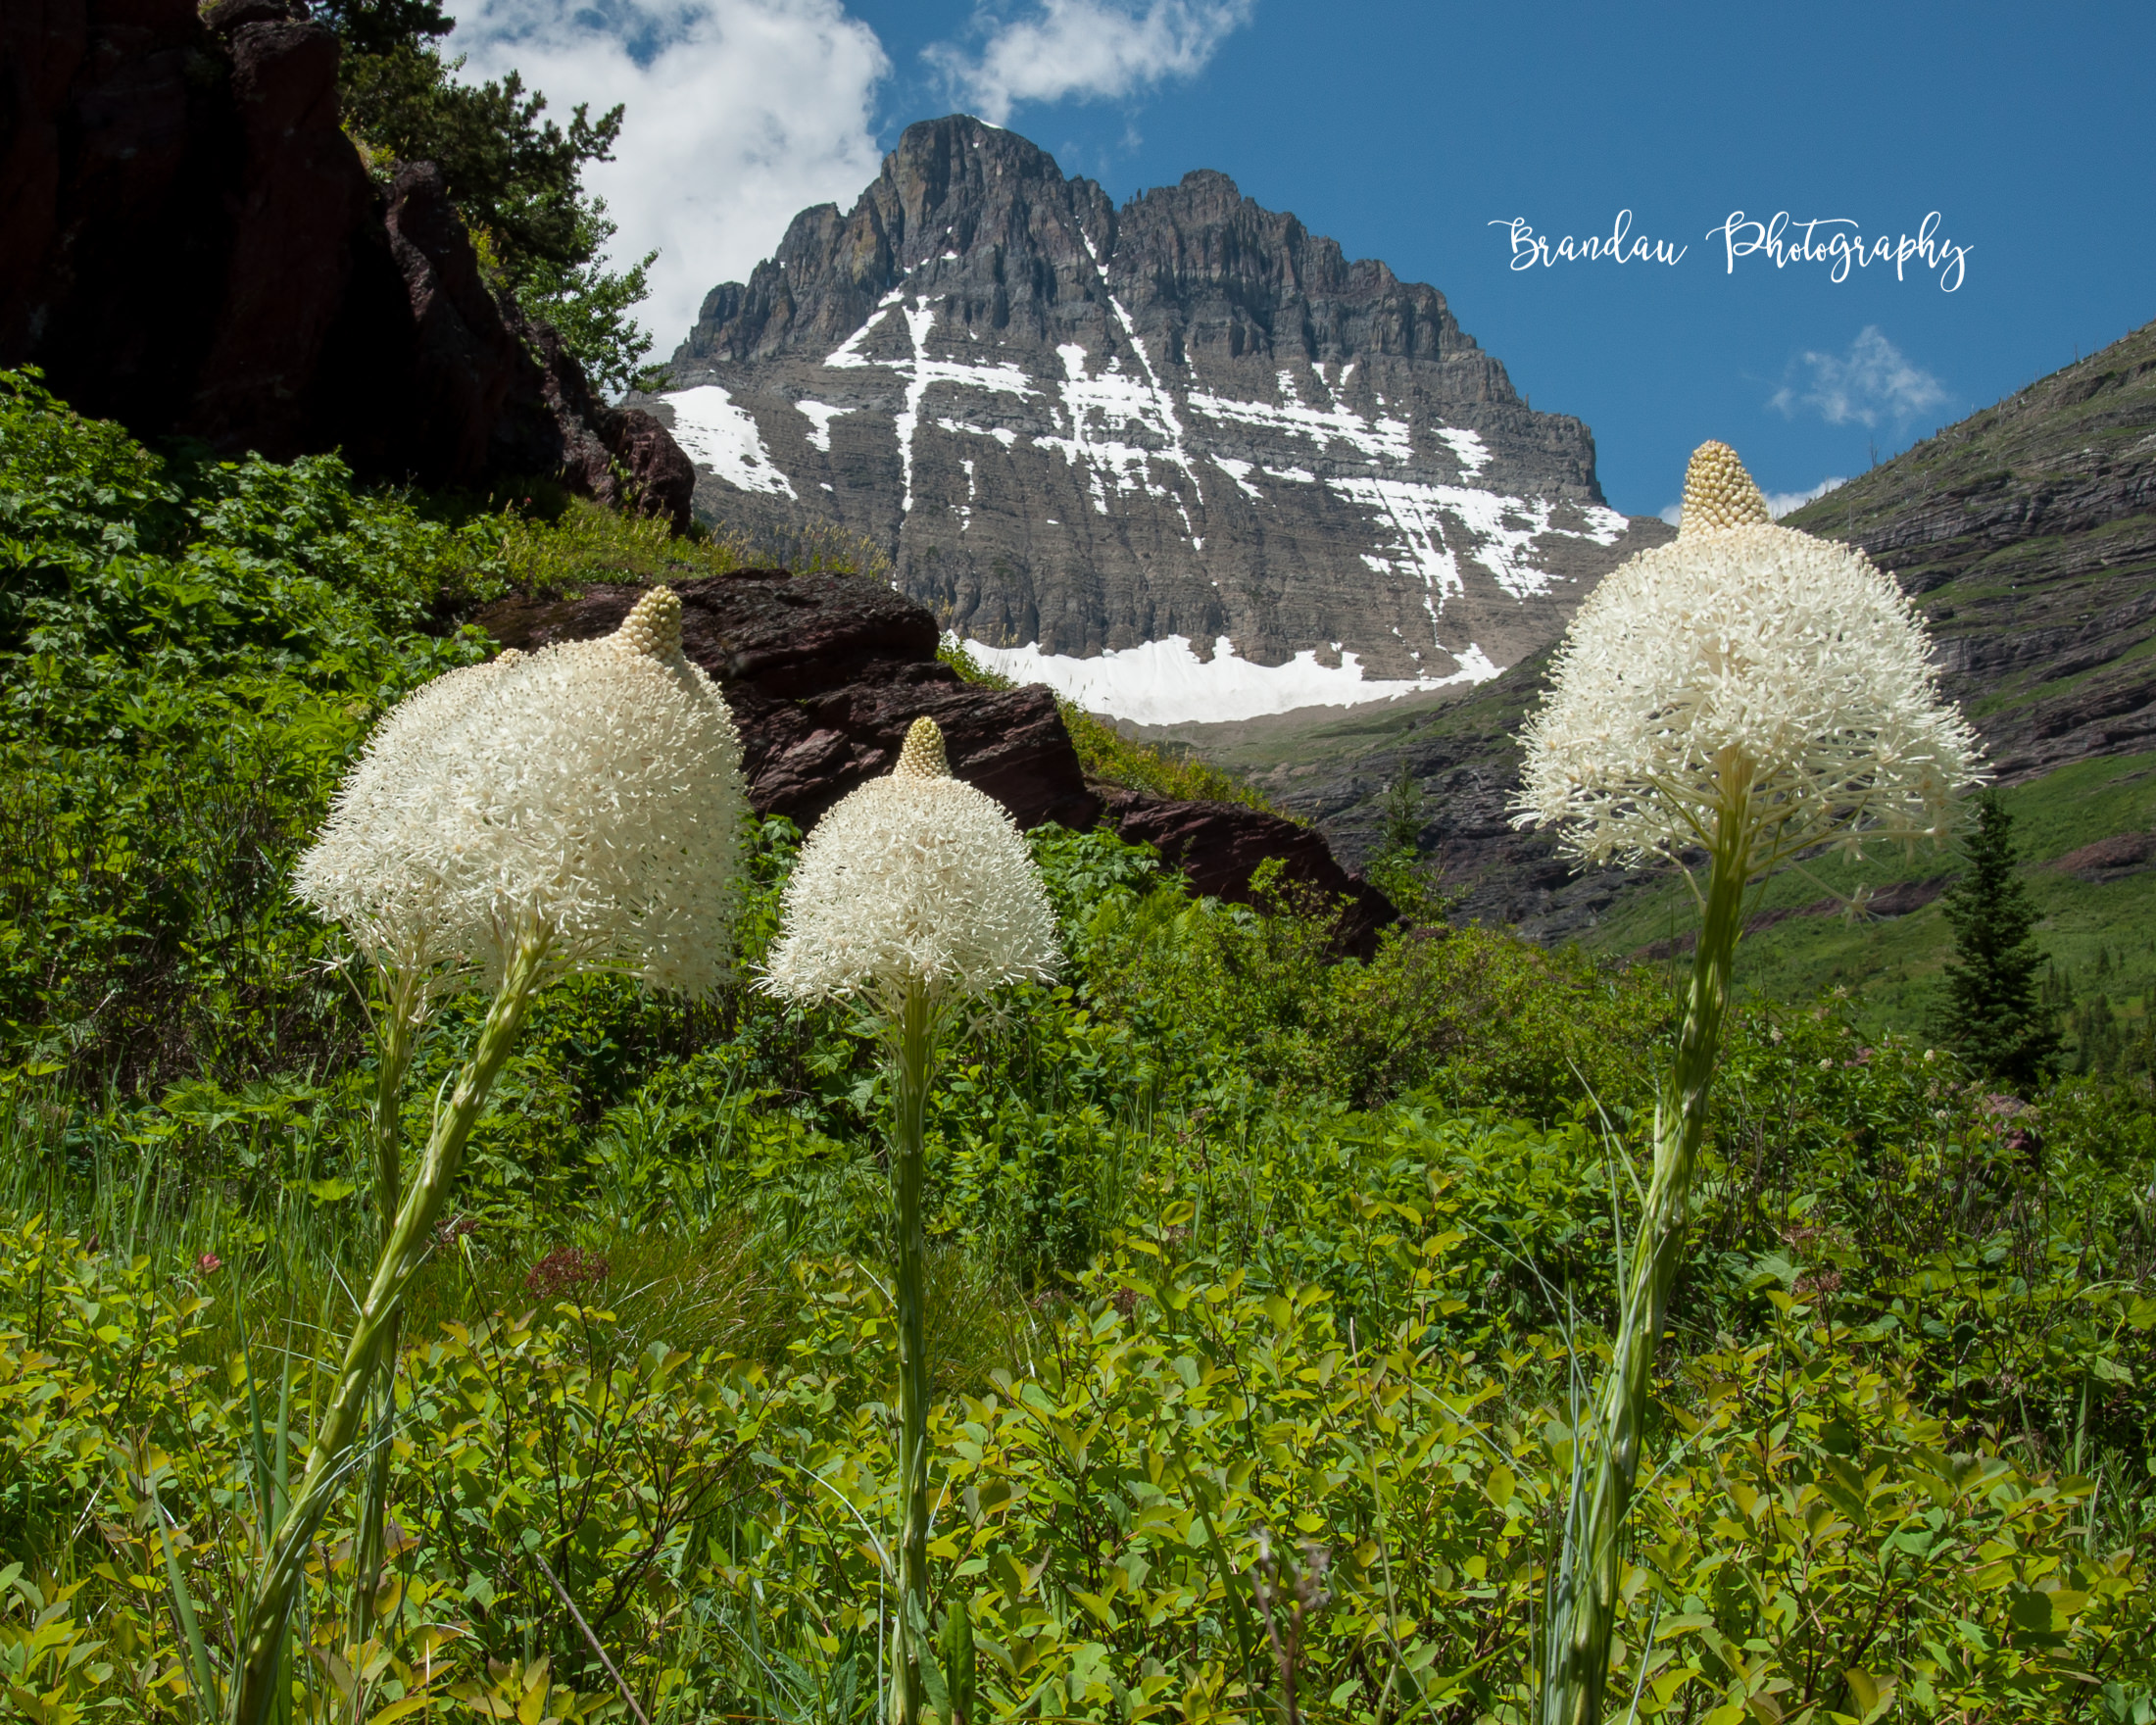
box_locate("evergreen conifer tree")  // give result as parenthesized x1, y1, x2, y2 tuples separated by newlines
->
(1367, 760, 1462, 923)
(1939, 790, 2059, 1089)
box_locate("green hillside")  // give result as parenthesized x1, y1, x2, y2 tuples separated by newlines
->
(1601, 750, 2156, 1048)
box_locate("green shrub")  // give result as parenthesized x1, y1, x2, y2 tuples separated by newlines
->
(0, 371, 494, 1086)
(0, 1202, 2142, 1723)
(488, 494, 892, 597)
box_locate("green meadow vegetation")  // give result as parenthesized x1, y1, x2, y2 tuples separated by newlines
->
(3, 370, 2155, 1722)
(1593, 751, 2156, 1064)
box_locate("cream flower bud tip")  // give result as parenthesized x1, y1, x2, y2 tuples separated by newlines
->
(897, 716, 951, 779)
(615, 586, 684, 660)
(1679, 440, 1772, 535)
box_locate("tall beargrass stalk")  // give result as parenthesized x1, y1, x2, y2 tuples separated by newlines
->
(349, 961, 421, 1648)
(1513, 443, 1981, 1723)
(230, 588, 748, 1725)
(760, 716, 1060, 1725)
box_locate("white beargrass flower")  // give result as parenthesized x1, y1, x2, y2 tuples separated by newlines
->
(1512, 440, 1981, 872)
(758, 715, 1057, 1725)
(296, 587, 749, 996)
(295, 650, 526, 987)
(760, 716, 1060, 1015)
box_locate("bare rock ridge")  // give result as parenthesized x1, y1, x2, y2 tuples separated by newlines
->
(646, 114, 1667, 722)
(474, 572, 1396, 955)
(1217, 318, 2156, 943)
(0, 0, 693, 526)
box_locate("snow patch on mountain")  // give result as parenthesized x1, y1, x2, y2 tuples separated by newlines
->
(961, 632, 1501, 725)
(663, 384, 797, 498)
(1184, 384, 1414, 465)
(822, 295, 1033, 512)
(1332, 477, 1632, 604)
(796, 400, 846, 452)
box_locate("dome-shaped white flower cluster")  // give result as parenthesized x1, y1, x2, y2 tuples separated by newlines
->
(1513, 442, 1981, 868)
(760, 716, 1060, 1013)
(296, 587, 749, 996)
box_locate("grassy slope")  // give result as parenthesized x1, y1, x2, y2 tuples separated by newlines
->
(1598, 751, 2156, 1034)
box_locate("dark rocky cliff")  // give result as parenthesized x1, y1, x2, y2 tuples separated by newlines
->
(0, 0, 693, 523)
(1156, 319, 2156, 942)
(644, 115, 1665, 712)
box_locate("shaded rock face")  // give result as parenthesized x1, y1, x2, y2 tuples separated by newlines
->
(0, 0, 691, 528)
(646, 115, 1664, 717)
(519, 315, 697, 531)
(473, 571, 1395, 946)
(1101, 789, 1395, 959)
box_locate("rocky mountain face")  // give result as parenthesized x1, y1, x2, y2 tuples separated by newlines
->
(473, 571, 1396, 955)
(1, 0, 693, 523)
(646, 115, 1666, 726)
(1155, 318, 2156, 942)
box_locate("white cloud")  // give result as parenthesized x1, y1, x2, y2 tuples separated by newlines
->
(925, 0, 1253, 125)
(1658, 474, 1847, 528)
(448, 0, 889, 357)
(1768, 325, 1948, 428)
(1763, 475, 1846, 518)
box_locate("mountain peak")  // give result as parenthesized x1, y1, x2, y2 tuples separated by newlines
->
(655, 119, 1665, 723)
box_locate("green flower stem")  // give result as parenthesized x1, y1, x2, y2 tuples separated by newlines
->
(1541, 771, 1751, 1725)
(232, 929, 552, 1725)
(890, 977, 936, 1725)
(351, 966, 419, 1647)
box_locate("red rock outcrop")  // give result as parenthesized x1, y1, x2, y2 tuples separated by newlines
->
(476, 571, 1397, 949)
(0, 0, 693, 529)
(2049, 831, 2155, 882)
(1100, 789, 1396, 958)
(477, 573, 1102, 831)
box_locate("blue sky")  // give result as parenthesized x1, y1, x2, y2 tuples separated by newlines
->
(451, 0, 2156, 518)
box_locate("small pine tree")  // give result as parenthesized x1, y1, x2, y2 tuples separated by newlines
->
(1366, 760, 1462, 924)
(1378, 759, 1424, 859)
(1939, 790, 2059, 1090)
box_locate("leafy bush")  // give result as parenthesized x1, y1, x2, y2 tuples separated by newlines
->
(0, 371, 494, 1086)
(0, 1177, 2145, 1722)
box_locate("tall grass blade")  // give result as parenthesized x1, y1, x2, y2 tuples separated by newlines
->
(155, 1495, 220, 1723)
